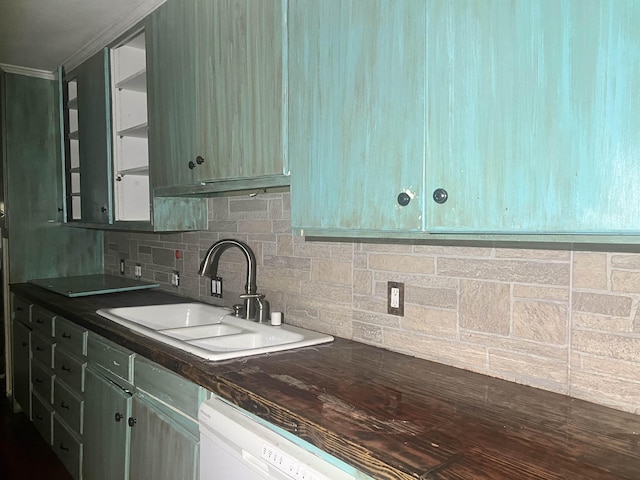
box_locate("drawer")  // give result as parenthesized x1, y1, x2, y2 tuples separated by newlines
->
(53, 378, 84, 435)
(55, 317, 87, 356)
(32, 305, 56, 337)
(12, 295, 31, 324)
(31, 331, 55, 369)
(53, 416, 82, 480)
(134, 356, 206, 420)
(87, 333, 133, 382)
(31, 358, 55, 404)
(31, 391, 54, 446)
(55, 348, 86, 393)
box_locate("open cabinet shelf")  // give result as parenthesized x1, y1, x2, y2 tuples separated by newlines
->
(111, 30, 150, 223)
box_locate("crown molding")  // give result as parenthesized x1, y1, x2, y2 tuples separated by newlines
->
(0, 64, 56, 80)
(62, 0, 165, 73)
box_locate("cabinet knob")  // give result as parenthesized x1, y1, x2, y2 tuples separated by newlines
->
(189, 156, 205, 169)
(128, 417, 137, 427)
(397, 192, 411, 207)
(115, 413, 123, 422)
(433, 188, 448, 204)
(101, 205, 109, 213)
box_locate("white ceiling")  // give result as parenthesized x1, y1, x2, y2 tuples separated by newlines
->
(0, 0, 164, 74)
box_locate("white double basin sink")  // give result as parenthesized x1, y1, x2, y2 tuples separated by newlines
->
(96, 303, 334, 361)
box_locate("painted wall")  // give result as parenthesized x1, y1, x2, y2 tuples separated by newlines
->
(104, 192, 640, 415)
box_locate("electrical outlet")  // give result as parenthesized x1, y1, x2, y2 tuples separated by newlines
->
(171, 270, 180, 287)
(211, 276, 223, 297)
(134, 264, 142, 278)
(120, 259, 125, 275)
(387, 281, 404, 316)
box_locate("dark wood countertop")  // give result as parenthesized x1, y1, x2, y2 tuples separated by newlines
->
(11, 284, 640, 480)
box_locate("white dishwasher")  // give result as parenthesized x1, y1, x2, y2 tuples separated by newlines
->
(199, 396, 362, 480)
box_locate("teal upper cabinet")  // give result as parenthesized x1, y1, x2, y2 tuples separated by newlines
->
(425, 0, 640, 235)
(75, 50, 113, 225)
(61, 25, 207, 232)
(148, 0, 289, 195)
(289, 0, 426, 234)
(290, 0, 640, 239)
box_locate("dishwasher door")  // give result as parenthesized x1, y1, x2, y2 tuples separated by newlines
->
(199, 397, 359, 480)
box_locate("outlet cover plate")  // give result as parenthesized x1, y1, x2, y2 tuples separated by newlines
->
(387, 281, 404, 316)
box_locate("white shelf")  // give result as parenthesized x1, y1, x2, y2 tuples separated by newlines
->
(116, 69, 147, 92)
(117, 166, 149, 177)
(118, 123, 148, 138)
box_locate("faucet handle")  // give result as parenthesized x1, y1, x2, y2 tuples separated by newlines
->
(239, 293, 269, 323)
(239, 293, 265, 300)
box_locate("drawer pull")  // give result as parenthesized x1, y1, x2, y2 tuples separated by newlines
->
(34, 377, 43, 384)
(35, 414, 43, 421)
(21, 342, 28, 347)
(62, 332, 72, 339)
(59, 443, 69, 452)
(61, 365, 72, 373)
(115, 412, 123, 422)
(16, 306, 24, 311)
(35, 346, 44, 352)
(60, 401, 70, 410)
(35, 318, 44, 324)
(128, 417, 137, 427)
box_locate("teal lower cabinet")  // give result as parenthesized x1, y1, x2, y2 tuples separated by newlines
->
(11, 315, 31, 415)
(82, 333, 204, 480)
(83, 367, 132, 480)
(11, 294, 207, 480)
(129, 393, 199, 480)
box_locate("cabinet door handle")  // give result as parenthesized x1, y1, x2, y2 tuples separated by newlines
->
(128, 417, 137, 427)
(59, 443, 69, 452)
(35, 318, 44, 324)
(34, 377, 43, 384)
(60, 401, 70, 410)
(35, 346, 44, 352)
(16, 307, 23, 311)
(62, 332, 72, 339)
(115, 413, 123, 422)
(35, 414, 43, 421)
(21, 342, 28, 347)
(61, 365, 71, 372)
(196, 155, 205, 165)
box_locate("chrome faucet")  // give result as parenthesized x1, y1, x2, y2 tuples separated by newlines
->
(198, 239, 269, 322)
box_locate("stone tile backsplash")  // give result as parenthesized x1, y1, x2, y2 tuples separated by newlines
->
(104, 192, 640, 415)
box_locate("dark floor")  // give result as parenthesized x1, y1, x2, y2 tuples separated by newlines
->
(0, 380, 73, 480)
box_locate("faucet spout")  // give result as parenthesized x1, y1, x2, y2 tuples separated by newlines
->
(198, 239, 259, 319)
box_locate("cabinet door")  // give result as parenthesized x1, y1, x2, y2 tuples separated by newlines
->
(128, 395, 199, 480)
(12, 319, 31, 415)
(289, 0, 426, 234)
(83, 368, 131, 480)
(425, 1, 640, 234)
(146, 0, 199, 190)
(76, 49, 113, 224)
(196, 0, 287, 183)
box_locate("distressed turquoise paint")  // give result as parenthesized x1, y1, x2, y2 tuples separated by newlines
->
(426, 0, 640, 234)
(77, 49, 113, 225)
(3, 73, 103, 282)
(148, 0, 288, 194)
(289, 0, 426, 232)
